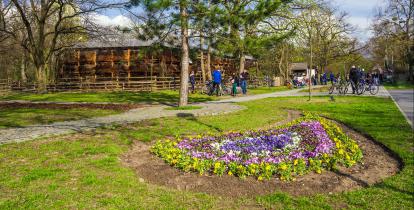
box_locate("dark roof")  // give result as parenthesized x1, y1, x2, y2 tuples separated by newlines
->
(290, 62, 308, 71)
(74, 38, 178, 49)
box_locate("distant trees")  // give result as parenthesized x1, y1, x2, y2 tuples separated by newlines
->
(369, 0, 413, 81)
(256, 0, 361, 82)
(294, 3, 359, 73)
(0, 0, 123, 91)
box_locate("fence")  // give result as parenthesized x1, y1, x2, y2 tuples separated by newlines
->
(1, 76, 269, 93)
(0, 79, 11, 93)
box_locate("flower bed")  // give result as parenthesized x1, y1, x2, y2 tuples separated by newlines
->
(151, 114, 363, 180)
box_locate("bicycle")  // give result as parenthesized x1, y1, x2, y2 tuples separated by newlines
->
(342, 79, 361, 95)
(364, 78, 379, 95)
(202, 81, 229, 96)
(356, 78, 366, 95)
(329, 79, 344, 94)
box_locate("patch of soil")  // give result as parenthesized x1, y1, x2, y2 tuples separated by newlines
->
(0, 102, 146, 111)
(121, 112, 400, 198)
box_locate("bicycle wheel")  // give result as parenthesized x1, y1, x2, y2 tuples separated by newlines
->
(338, 85, 344, 94)
(342, 82, 350, 95)
(370, 84, 379, 95)
(356, 83, 364, 95)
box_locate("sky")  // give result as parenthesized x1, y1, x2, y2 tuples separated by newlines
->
(331, 0, 385, 41)
(95, 0, 386, 42)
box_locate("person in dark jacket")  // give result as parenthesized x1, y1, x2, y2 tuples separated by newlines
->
(322, 73, 327, 85)
(330, 72, 335, 84)
(189, 71, 195, 93)
(349, 65, 359, 94)
(240, 70, 249, 94)
(212, 67, 222, 96)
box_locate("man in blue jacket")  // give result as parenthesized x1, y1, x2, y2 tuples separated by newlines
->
(212, 66, 222, 96)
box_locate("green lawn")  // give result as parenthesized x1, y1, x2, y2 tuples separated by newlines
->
(0, 108, 121, 128)
(299, 86, 330, 93)
(0, 87, 288, 104)
(247, 86, 289, 94)
(383, 81, 414, 90)
(0, 96, 412, 209)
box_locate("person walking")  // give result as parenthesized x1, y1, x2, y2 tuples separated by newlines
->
(311, 75, 317, 86)
(240, 70, 249, 94)
(322, 73, 327, 85)
(330, 72, 335, 85)
(212, 66, 222, 96)
(349, 65, 359, 94)
(231, 73, 239, 96)
(189, 71, 195, 93)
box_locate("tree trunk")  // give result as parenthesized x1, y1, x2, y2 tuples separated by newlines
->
(239, 52, 245, 74)
(206, 40, 212, 81)
(20, 55, 27, 83)
(35, 64, 47, 92)
(179, 4, 189, 107)
(200, 36, 206, 84)
(160, 56, 167, 77)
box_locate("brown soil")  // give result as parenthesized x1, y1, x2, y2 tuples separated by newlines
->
(0, 102, 145, 111)
(121, 113, 401, 198)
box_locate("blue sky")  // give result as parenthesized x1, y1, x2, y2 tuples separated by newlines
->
(97, 0, 385, 42)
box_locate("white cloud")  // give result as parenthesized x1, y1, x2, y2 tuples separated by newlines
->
(91, 13, 133, 28)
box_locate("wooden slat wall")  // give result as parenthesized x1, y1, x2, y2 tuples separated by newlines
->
(60, 46, 256, 83)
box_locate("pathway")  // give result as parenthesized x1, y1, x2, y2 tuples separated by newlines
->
(387, 89, 414, 128)
(0, 103, 243, 144)
(0, 86, 391, 144)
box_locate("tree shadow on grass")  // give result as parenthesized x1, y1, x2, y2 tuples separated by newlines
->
(333, 170, 369, 187)
(374, 181, 414, 196)
(176, 113, 223, 132)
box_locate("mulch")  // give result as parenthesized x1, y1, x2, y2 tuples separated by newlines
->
(121, 114, 401, 198)
(0, 102, 146, 111)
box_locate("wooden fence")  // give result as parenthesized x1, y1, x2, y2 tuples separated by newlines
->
(1, 76, 269, 93)
(0, 79, 11, 93)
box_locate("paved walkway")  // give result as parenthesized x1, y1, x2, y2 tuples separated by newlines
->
(0, 103, 243, 144)
(0, 86, 391, 144)
(387, 89, 414, 128)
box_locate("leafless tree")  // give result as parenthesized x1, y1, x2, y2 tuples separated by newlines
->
(0, 0, 126, 91)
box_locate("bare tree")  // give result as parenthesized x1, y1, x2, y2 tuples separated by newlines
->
(0, 0, 125, 91)
(370, 0, 413, 81)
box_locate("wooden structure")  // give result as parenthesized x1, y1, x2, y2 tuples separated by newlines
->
(3, 39, 261, 92)
(58, 39, 256, 83)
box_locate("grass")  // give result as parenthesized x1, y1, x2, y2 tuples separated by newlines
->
(299, 86, 330, 93)
(164, 105, 203, 110)
(0, 96, 413, 209)
(0, 108, 120, 128)
(383, 81, 414, 90)
(0, 90, 215, 104)
(247, 86, 289, 94)
(0, 87, 289, 104)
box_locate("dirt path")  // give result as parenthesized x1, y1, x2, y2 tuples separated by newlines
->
(122, 114, 400, 198)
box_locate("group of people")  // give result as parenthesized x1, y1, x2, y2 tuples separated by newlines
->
(188, 66, 249, 96)
(348, 65, 380, 94)
(229, 70, 249, 96)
